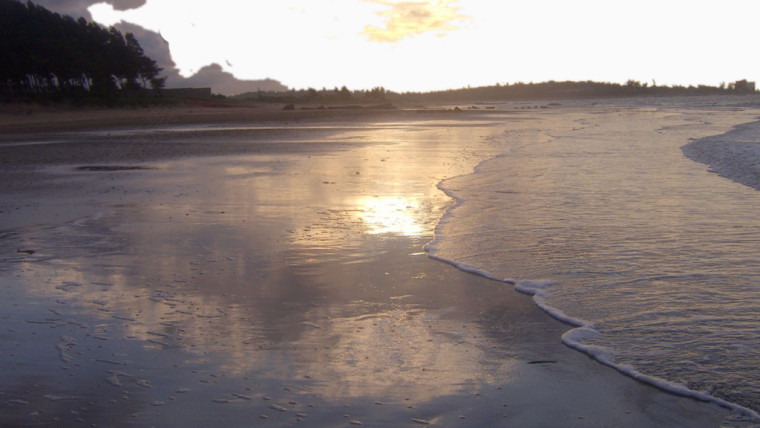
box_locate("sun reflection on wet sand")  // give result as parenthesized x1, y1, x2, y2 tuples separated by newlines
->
(0, 111, 593, 425)
(356, 196, 425, 236)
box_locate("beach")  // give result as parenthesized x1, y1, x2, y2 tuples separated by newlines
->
(1, 101, 758, 427)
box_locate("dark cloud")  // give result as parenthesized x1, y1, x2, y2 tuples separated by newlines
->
(106, 0, 146, 11)
(30, 1, 288, 96)
(174, 64, 288, 96)
(30, 0, 145, 19)
(114, 22, 287, 96)
(112, 21, 176, 74)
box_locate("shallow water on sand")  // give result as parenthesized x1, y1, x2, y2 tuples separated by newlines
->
(428, 101, 760, 414)
(0, 114, 540, 426)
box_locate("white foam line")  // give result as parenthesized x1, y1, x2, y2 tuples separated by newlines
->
(432, 248, 760, 421)
(425, 147, 760, 422)
(514, 279, 589, 328)
(561, 327, 760, 420)
(518, 279, 759, 418)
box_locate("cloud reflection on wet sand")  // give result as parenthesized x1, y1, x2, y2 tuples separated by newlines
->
(2, 113, 564, 424)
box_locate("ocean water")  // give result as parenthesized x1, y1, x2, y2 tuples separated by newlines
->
(427, 99, 760, 417)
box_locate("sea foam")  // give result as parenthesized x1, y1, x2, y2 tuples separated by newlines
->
(682, 120, 760, 190)
(426, 110, 760, 421)
(428, 244, 760, 420)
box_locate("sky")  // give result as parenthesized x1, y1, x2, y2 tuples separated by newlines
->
(39, 0, 760, 93)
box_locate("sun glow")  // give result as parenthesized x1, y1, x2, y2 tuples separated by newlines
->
(363, 0, 468, 42)
(358, 196, 424, 236)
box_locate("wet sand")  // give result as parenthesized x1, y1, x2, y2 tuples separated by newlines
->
(0, 104, 755, 426)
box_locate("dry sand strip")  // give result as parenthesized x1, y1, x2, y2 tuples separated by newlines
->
(0, 104, 501, 167)
(0, 103, 458, 138)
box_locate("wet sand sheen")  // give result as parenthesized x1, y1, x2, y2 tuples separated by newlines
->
(0, 105, 752, 426)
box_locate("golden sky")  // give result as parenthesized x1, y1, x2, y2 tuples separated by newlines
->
(362, 0, 468, 42)
(88, 0, 760, 92)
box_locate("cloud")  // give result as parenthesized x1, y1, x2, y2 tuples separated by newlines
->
(30, 0, 145, 19)
(112, 21, 174, 69)
(114, 22, 288, 95)
(43, 0, 760, 93)
(363, 0, 468, 42)
(173, 64, 288, 96)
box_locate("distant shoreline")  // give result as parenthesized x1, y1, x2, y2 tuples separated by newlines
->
(3, 91, 758, 141)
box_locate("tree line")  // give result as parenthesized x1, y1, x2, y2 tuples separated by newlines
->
(235, 79, 756, 106)
(0, 0, 165, 101)
(392, 79, 756, 104)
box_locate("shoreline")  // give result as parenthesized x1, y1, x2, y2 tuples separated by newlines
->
(429, 154, 760, 421)
(424, 103, 760, 423)
(1, 104, 756, 426)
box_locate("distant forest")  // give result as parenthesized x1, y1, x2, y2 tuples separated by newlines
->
(390, 79, 756, 104)
(0, 0, 165, 102)
(248, 79, 757, 106)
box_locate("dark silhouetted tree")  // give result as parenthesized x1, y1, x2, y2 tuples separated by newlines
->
(367, 86, 386, 100)
(0, 0, 165, 100)
(339, 85, 351, 100)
